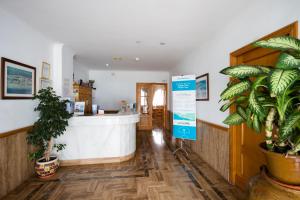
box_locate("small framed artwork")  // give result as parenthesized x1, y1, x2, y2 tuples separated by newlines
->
(41, 62, 50, 79)
(196, 73, 209, 101)
(1, 57, 36, 99)
(40, 79, 52, 89)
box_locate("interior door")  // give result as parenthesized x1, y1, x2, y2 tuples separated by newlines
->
(230, 22, 298, 190)
(136, 83, 153, 130)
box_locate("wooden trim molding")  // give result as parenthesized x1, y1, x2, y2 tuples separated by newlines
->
(0, 126, 32, 138)
(60, 152, 136, 166)
(197, 119, 228, 132)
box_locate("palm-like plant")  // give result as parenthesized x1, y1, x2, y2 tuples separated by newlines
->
(220, 36, 300, 155)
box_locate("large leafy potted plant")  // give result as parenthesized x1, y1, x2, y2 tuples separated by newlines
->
(220, 36, 300, 185)
(27, 87, 72, 178)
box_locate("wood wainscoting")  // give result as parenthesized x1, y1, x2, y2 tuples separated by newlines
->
(0, 126, 34, 199)
(166, 110, 230, 181)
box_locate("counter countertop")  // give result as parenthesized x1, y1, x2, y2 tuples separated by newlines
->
(69, 112, 139, 126)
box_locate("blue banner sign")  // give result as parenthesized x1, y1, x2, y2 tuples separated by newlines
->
(172, 75, 197, 140)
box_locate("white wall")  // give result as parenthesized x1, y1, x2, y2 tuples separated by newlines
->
(89, 70, 169, 110)
(170, 0, 300, 126)
(0, 7, 54, 133)
(73, 59, 89, 82)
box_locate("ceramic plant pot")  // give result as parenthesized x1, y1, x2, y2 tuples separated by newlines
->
(35, 156, 59, 178)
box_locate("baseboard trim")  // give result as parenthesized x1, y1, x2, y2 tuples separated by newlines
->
(60, 152, 135, 166)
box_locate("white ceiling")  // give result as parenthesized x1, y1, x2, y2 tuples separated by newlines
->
(0, 0, 253, 71)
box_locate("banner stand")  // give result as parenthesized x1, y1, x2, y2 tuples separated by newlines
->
(173, 139, 189, 158)
(172, 74, 197, 160)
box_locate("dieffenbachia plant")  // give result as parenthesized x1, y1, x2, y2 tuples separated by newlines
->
(219, 36, 300, 155)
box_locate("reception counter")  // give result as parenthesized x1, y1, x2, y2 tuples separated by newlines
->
(54, 112, 139, 166)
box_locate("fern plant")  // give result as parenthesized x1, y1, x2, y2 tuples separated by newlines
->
(220, 36, 300, 155)
(27, 87, 72, 161)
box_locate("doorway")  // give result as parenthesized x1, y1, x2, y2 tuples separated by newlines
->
(229, 22, 298, 190)
(136, 83, 168, 130)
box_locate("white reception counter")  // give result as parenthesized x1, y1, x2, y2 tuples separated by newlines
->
(54, 112, 139, 166)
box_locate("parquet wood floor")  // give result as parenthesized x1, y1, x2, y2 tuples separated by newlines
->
(2, 129, 245, 200)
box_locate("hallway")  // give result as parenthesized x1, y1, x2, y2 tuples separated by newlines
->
(3, 129, 244, 200)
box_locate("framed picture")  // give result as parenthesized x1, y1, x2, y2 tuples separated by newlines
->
(196, 73, 209, 101)
(41, 62, 50, 79)
(40, 79, 52, 89)
(1, 57, 36, 99)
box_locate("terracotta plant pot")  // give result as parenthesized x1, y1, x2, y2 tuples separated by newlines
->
(35, 156, 59, 178)
(260, 143, 300, 185)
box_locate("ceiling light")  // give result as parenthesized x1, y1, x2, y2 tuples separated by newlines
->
(160, 42, 166, 45)
(106, 63, 109, 67)
(135, 57, 140, 61)
(136, 41, 141, 44)
(112, 57, 122, 61)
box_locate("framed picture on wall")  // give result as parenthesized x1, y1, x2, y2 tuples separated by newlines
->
(40, 78, 52, 89)
(1, 57, 36, 99)
(41, 62, 50, 79)
(196, 73, 209, 101)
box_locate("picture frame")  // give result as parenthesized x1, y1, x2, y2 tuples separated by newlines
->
(196, 73, 209, 101)
(40, 78, 52, 89)
(41, 62, 50, 79)
(1, 57, 36, 99)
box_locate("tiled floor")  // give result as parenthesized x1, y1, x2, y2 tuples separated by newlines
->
(3, 129, 245, 200)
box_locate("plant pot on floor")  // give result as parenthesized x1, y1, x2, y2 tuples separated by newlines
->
(260, 143, 300, 185)
(35, 156, 59, 178)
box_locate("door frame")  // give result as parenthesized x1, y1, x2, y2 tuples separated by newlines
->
(136, 82, 168, 130)
(229, 21, 298, 185)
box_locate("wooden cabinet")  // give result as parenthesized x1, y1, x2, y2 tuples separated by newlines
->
(73, 84, 92, 114)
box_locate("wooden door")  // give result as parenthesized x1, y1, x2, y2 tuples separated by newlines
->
(230, 22, 298, 189)
(136, 83, 153, 130)
(152, 83, 168, 129)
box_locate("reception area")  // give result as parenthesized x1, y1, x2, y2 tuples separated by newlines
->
(1, 1, 300, 200)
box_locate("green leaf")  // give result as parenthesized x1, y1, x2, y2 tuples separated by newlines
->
(276, 53, 300, 69)
(220, 101, 233, 112)
(220, 81, 251, 100)
(254, 36, 300, 52)
(279, 112, 300, 140)
(220, 65, 269, 78)
(249, 91, 266, 117)
(223, 112, 245, 125)
(246, 108, 253, 129)
(269, 69, 299, 95)
(253, 114, 261, 133)
(237, 106, 247, 120)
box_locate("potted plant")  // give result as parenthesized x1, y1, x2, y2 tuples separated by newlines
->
(220, 36, 300, 185)
(27, 87, 72, 178)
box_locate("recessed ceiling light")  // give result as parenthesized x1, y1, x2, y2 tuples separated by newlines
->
(135, 57, 140, 61)
(160, 42, 166, 45)
(106, 63, 109, 67)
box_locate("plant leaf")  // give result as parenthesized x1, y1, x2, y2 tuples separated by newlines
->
(246, 108, 253, 129)
(220, 65, 269, 78)
(220, 81, 251, 100)
(276, 53, 300, 69)
(269, 69, 299, 96)
(254, 36, 300, 52)
(279, 112, 300, 141)
(220, 101, 233, 112)
(253, 114, 261, 133)
(223, 112, 245, 125)
(237, 106, 247, 120)
(249, 91, 266, 117)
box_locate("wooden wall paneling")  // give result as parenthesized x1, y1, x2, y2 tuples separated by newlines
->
(167, 110, 230, 181)
(0, 127, 34, 199)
